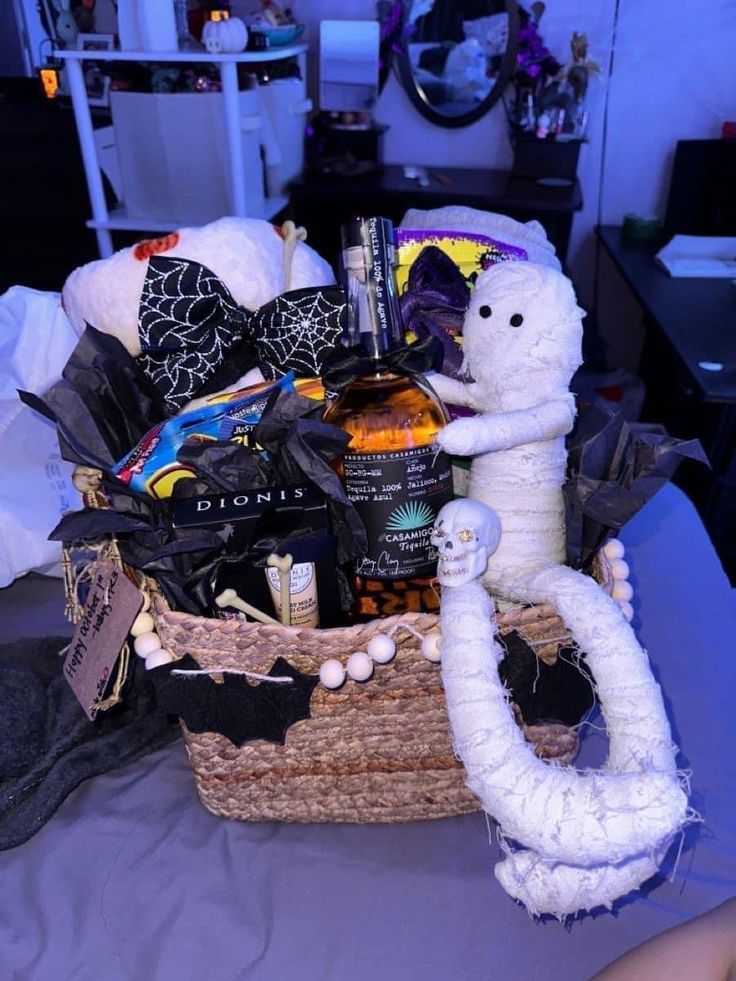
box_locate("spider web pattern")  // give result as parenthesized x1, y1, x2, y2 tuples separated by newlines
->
(138, 256, 249, 411)
(250, 287, 345, 381)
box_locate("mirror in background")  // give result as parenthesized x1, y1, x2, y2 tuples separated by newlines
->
(397, 0, 519, 128)
(319, 20, 381, 123)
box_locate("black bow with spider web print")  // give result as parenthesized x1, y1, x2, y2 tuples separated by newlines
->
(138, 256, 345, 411)
(250, 285, 345, 382)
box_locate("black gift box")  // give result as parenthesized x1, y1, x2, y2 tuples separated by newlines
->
(172, 483, 328, 548)
(172, 483, 344, 626)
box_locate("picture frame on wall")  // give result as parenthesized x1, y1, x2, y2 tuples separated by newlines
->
(75, 34, 114, 108)
(77, 33, 116, 52)
(84, 67, 111, 107)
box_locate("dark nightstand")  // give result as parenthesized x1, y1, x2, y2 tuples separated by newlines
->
(597, 224, 736, 581)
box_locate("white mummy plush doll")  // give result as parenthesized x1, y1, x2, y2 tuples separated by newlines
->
(431, 260, 580, 594)
(431, 263, 689, 917)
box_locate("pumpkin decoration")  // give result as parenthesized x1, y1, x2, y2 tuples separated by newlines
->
(201, 16, 249, 54)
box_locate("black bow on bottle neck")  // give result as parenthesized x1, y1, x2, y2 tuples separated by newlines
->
(321, 334, 445, 393)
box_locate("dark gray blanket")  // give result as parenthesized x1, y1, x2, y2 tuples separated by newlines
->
(0, 636, 177, 850)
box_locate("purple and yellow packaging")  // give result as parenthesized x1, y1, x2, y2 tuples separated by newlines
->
(393, 227, 527, 378)
(113, 375, 294, 499)
(395, 228, 527, 294)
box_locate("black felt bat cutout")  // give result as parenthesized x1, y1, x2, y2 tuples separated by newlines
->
(147, 653, 319, 746)
(499, 632, 595, 727)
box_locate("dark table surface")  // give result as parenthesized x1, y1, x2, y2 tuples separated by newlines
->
(597, 225, 736, 405)
(291, 164, 583, 215)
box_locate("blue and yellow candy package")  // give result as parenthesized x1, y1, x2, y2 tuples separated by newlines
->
(113, 374, 294, 499)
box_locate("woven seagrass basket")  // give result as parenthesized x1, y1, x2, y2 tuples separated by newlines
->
(149, 553, 613, 824)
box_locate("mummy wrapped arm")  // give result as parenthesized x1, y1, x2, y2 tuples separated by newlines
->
(437, 396, 576, 457)
(427, 373, 479, 409)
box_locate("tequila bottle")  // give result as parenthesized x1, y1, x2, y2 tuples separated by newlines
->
(324, 216, 453, 619)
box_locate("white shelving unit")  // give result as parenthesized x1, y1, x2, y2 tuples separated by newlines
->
(56, 45, 308, 257)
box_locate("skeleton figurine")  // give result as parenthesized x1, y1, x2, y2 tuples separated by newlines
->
(430, 265, 688, 918)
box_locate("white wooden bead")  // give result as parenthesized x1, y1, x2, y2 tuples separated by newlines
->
(133, 631, 162, 658)
(421, 630, 442, 663)
(346, 651, 374, 682)
(367, 634, 396, 664)
(603, 538, 625, 560)
(609, 558, 630, 581)
(145, 649, 173, 670)
(131, 611, 155, 637)
(612, 580, 634, 603)
(319, 658, 346, 689)
(619, 601, 634, 622)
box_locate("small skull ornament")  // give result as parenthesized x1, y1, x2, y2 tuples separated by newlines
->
(431, 499, 502, 587)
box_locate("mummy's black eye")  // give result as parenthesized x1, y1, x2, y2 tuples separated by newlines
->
(478, 305, 492, 318)
(510, 313, 524, 327)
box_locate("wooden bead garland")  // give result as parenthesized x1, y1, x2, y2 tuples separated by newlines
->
(130, 611, 155, 637)
(133, 632, 162, 658)
(132, 587, 174, 671)
(319, 624, 439, 691)
(604, 538, 634, 622)
(420, 631, 442, 663)
(366, 634, 396, 664)
(318, 659, 346, 689)
(346, 651, 373, 682)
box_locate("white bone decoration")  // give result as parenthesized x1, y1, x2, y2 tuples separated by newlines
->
(431, 259, 691, 918)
